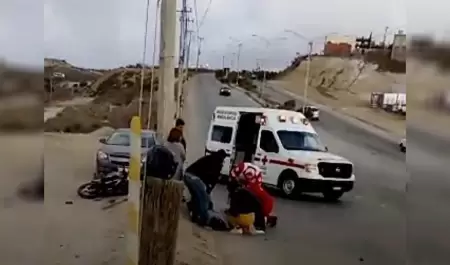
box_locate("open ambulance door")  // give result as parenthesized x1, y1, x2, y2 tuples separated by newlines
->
(205, 109, 240, 175)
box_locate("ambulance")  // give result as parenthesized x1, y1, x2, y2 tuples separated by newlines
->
(205, 106, 355, 200)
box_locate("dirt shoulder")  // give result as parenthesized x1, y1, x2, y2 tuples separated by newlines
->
(276, 56, 449, 139)
(2, 133, 220, 265)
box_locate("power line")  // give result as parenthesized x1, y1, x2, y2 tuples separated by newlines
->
(198, 0, 213, 29)
(138, 0, 152, 118)
(192, 0, 199, 37)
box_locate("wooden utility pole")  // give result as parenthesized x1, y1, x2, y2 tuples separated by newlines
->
(138, 1, 184, 265)
(139, 178, 184, 265)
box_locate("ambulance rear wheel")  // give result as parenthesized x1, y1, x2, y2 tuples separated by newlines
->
(278, 170, 299, 198)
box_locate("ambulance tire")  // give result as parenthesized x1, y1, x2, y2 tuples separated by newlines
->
(278, 170, 300, 199)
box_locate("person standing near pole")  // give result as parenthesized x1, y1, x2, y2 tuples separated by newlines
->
(174, 118, 186, 151)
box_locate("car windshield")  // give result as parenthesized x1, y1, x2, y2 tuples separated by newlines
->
(276, 130, 327, 152)
(106, 132, 155, 148)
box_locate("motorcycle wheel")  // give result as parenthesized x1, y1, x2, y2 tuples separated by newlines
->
(77, 182, 100, 199)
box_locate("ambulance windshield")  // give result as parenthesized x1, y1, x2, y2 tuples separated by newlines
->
(277, 130, 327, 152)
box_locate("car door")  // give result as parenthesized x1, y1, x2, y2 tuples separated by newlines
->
(254, 129, 281, 186)
(205, 119, 237, 175)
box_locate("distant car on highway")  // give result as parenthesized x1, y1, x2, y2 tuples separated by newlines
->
(297, 105, 320, 121)
(219, 86, 231, 96)
(95, 128, 158, 177)
(399, 138, 406, 152)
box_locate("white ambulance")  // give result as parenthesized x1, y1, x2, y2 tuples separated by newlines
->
(205, 106, 355, 200)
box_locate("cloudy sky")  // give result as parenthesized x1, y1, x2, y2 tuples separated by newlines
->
(1, 0, 448, 69)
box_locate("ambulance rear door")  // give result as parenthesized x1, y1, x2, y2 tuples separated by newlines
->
(205, 108, 240, 175)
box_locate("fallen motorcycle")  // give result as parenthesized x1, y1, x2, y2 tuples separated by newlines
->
(77, 166, 129, 199)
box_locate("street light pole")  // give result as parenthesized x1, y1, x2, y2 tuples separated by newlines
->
(303, 41, 313, 113)
(236, 43, 242, 85)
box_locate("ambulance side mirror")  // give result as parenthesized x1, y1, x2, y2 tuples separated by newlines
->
(325, 146, 328, 152)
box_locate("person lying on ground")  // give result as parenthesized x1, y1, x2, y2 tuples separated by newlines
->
(185, 149, 227, 194)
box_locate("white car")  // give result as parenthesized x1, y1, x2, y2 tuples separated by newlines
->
(399, 138, 406, 152)
(297, 106, 320, 121)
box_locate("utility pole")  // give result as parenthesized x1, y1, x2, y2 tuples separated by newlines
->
(195, 36, 204, 71)
(175, 0, 190, 117)
(139, 1, 183, 265)
(382, 26, 389, 49)
(222, 55, 225, 69)
(303, 41, 313, 113)
(157, 0, 177, 137)
(185, 30, 193, 70)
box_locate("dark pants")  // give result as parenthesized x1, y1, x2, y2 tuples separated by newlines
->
(184, 173, 211, 226)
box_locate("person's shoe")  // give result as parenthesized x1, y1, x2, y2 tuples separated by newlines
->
(229, 228, 243, 234)
(253, 230, 266, 235)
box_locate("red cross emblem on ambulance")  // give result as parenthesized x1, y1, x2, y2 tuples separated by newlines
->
(261, 155, 268, 165)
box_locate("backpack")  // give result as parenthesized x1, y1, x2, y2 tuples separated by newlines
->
(144, 145, 177, 180)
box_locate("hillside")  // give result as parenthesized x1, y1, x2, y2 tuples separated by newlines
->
(44, 58, 103, 82)
(275, 52, 449, 137)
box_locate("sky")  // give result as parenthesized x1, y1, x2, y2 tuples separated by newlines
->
(0, 0, 448, 70)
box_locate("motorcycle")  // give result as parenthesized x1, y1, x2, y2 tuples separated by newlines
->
(77, 166, 129, 199)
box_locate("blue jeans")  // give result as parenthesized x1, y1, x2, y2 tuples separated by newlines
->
(184, 173, 211, 226)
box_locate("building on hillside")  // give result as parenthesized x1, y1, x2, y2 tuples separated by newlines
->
(323, 34, 356, 57)
(324, 42, 352, 56)
(391, 30, 406, 62)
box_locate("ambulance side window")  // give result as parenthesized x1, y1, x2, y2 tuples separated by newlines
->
(259, 130, 279, 153)
(211, 125, 233, 143)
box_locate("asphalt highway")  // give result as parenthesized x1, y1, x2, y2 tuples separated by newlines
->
(182, 73, 447, 265)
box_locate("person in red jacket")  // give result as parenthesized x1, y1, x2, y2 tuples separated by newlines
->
(229, 162, 277, 229)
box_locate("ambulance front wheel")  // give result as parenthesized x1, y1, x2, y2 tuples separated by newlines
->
(278, 170, 300, 198)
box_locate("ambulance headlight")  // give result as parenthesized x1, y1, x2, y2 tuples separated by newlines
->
(278, 115, 287, 122)
(304, 163, 317, 173)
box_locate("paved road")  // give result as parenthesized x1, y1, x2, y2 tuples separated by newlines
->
(261, 80, 450, 264)
(183, 73, 448, 265)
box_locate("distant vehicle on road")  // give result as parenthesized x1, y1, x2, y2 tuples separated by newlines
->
(52, 72, 65, 79)
(399, 138, 406, 152)
(95, 128, 158, 177)
(205, 106, 355, 200)
(297, 105, 320, 121)
(219, 86, 231, 96)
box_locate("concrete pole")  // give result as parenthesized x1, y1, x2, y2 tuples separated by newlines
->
(303, 41, 313, 113)
(185, 30, 192, 70)
(157, 0, 177, 137)
(261, 65, 267, 98)
(175, 1, 186, 118)
(195, 37, 204, 71)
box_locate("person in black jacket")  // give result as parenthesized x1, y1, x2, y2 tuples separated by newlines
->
(185, 149, 227, 194)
